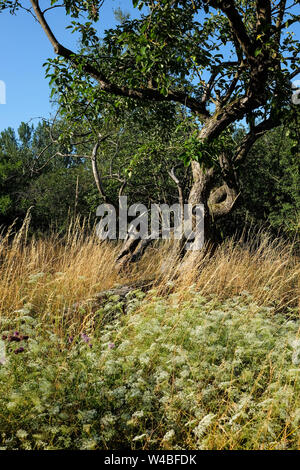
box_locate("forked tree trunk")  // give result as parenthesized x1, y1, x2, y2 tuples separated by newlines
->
(115, 154, 239, 269)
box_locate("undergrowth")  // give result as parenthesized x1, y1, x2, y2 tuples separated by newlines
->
(0, 219, 299, 449)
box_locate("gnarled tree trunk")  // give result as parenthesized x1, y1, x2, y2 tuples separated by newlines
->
(115, 151, 239, 269)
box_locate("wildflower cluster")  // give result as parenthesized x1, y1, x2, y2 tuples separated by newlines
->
(0, 291, 299, 450)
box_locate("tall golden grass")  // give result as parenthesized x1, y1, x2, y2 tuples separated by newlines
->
(0, 215, 299, 334)
(167, 229, 299, 314)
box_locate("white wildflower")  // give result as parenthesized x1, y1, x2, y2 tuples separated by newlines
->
(0, 340, 7, 366)
(16, 429, 28, 439)
(162, 430, 175, 441)
(132, 410, 144, 419)
(132, 434, 147, 441)
(291, 339, 300, 365)
(193, 413, 216, 439)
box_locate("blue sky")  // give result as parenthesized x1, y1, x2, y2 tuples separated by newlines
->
(0, 1, 299, 133)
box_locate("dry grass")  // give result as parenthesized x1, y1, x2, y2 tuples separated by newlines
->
(159, 229, 299, 315)
(0, 217, 117, 328)
(0, 217, 299, 334)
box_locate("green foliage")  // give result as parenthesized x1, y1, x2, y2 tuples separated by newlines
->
(0, 290, 299, 449)
(0, 121, 94, 231)
(34, 0, 298, 118)
(179, 128, 235, 168)
(221, 122, 300, 240)
(0, 126, 28, 222)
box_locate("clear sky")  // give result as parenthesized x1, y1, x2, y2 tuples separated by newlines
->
(0, 1, 299, 133)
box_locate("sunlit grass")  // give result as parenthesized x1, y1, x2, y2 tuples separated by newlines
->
(0, 218, 299, 449)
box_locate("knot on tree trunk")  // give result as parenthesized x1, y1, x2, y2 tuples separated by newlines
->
(208, 184, 239, 219)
